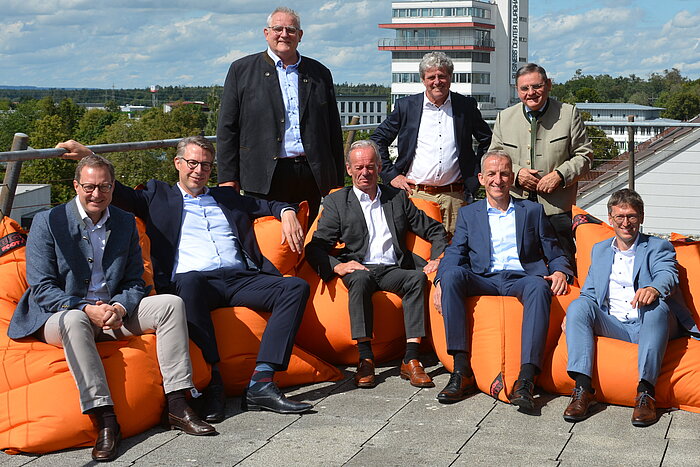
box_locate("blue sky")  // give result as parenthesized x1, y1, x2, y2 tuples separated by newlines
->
(1, 0, 698, 89)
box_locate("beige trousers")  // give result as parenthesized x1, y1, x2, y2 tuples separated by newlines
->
(410, 189, 466, 236)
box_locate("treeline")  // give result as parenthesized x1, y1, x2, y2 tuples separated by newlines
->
(552, 68, 700, 121)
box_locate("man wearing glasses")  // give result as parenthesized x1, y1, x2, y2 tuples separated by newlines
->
(57, 137, 312, 427)
(563, 189, 698, 427)
(216, 6, 344, 223)
(8, 153, 216, 462)
(490, 63, 593, 269)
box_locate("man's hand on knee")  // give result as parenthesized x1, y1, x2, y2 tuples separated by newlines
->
(545, 271, 568, 295)
(333, 261, 368, 277)
(432, 282, 443, 314)
(631, 286, 660, 308)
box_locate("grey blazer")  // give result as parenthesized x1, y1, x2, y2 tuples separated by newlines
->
(8, 199, 146, 339)
(305, 185, 448, 282)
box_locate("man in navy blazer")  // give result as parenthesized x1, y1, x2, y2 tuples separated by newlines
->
(563, 189, 699, 427)
(9, 154, 215, 462)
(57, 137, 312, 423)
(370, 52, 492, 235)
(433, 150, 572, 410)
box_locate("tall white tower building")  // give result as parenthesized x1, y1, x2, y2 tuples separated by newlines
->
(378, 0, 529, 118)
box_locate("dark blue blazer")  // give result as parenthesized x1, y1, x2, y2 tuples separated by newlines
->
(112, 180, 292, 293)
(370, 91, 492, 195)
(436, 198, 573, 283)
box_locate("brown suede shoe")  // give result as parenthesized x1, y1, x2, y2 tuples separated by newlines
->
(563, 387, 597, 423)
(354, 358, 376, 388)
(632, 392, 658, 427)
(400, 359, 435, 388)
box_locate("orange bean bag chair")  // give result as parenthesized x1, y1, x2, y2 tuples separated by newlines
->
(428, 287, 580, 403)
(294, 197, 442, 365)
(539, 206, 700, 412)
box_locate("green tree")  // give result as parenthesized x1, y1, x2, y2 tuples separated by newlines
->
(74, 109, 121, 144)
(657, 84, 700, 120)
(574, 87, 602, 103)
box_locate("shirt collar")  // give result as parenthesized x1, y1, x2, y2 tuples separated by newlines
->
(352, 185, 381, 203)
(423, 92, 451, 109)
(611, 234, 640, 254)
(74, 196, 110, 228)
(486, 197, 514, 213)
(525, 98, 549, 115)
(176, 183, 210, 199)
(267, 47, 301, 69)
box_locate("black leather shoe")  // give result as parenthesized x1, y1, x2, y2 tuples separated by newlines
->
(242, 382, 313, 414)
(167, 406, 218, 436)
(201, 382, 226, 423)
(510, 379, 535, 411)
(437, 372, 477, 404)
(92, 426, 120, 462)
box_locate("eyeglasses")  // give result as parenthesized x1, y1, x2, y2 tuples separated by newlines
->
(78, 182, 113, 193)
(612, 214, 640, 224)
(518, 83, 546, 92)
(267, 25, 299, 35)
(179, 158, 213, 171)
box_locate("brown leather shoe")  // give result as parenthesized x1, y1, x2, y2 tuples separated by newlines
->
(563, 387, 597, 422)
(632, 392, 658, 427)
(400, 359, 435, 388)
(437, 372, 477, 404)
(167, 406, 218, 436)
(91, 426, 120, 462)
(354, 358, 376, 388)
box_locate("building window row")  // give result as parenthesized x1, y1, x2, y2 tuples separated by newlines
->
(339, 101, 383, 113)
(391, 51, 490, 63)
(392, 7, 491, 19)
(392, 72, 490, 85)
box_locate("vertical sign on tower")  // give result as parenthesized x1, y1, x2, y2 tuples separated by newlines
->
(510, 0, 520, 84)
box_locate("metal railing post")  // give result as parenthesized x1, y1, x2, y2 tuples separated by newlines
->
(0, 133, 29, 220)
(627, 116, 635, 191)
(343, 116, 361, 155)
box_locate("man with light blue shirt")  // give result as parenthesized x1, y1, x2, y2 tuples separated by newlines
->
(217, 6, 344, 222)
(433, 150, 573, 410)
(57, 136, 312, 426)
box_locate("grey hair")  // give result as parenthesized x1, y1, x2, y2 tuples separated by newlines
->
(267, 6, 301, 28)
(418, 52, 454, 79)
(346, 139, 381, 166)
(607, 188, 644, 216)
(75, 153, 115, 183)
(515, 63, 548, 83)
(176, 135, 215, 160)
(480, 150, 512, 172)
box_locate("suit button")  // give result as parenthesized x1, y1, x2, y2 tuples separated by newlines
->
(87, 257, 94, 263)
(84, 279, 90, 284)
(280, 118, 285, 123)
(265, 71, 271, 76)
(277, 137, 282, 142)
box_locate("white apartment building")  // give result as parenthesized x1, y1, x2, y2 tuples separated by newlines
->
(378, 0, 529, 118)
(336, 95, 388, 126)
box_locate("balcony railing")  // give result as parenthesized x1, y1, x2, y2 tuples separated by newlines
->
(378, 37, 495, 48)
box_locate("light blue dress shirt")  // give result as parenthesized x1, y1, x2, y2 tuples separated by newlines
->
(267, 48, 305, 158)
(487, 199, 525, 273)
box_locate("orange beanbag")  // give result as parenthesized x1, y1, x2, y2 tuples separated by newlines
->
(540, 207, 700, 412)
(253, 201, 308, 275)
(294, 198, 442, 365)
(429, 288, 580, 403)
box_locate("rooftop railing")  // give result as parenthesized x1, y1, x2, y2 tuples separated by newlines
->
(378, 37, 495, 48)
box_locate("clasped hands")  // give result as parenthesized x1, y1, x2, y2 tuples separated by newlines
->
(84, 301, 126, 330)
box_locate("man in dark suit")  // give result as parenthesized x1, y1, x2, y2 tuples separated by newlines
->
(57, 137, 312, 424)
(8, 154, 215, 462)
(216, 6, 344, 222)
(433, 150, 573, 410)
(563, 189, 699, 427)
(370, 51, 492, 235)
(306, 140, 448, 388)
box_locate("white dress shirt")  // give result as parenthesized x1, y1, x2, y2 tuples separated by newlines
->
(487, 198, 525, 273)
(405, 93, 461, 186)
(607, 236, 639, 322)
(352, 186, 397, 265)
(75, 197, 112, 304)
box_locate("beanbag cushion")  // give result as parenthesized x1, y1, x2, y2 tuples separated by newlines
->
(670, 233, 700, 326)
(428, 289, 579, 403)
(293, 198, 442, 365)
(571, 205, 613, 285)
(253, 201, 308, 276)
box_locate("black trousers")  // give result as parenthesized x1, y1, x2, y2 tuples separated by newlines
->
(547, 211, 576, 274)
(173, 267, 309, 369)
(340, 264, 428, 341)
(246, 157, 323, 225)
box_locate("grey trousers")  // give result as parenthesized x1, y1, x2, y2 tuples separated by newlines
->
(41, 294, 193, 413)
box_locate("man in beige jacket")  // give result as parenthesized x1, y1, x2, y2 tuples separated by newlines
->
(490, 63, 592, 268)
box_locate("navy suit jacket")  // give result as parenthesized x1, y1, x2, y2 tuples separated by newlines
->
(580, 234, 699, 334)
(9, 200, 146, 339)
(112, 180, 293, 293)
(305, 185, 448, 282)
(436, 198, 573, 283)
(370, 91, 492, 195)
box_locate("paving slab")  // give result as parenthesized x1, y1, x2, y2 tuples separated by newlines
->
(666, 409, 700, 440)
(345, 447, 458, 466)
(662, 439, 700, 466)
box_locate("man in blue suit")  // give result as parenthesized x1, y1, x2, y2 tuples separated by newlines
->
(370, 52, 492, 236)
(433, 150, 573, 410)
(57, 137, 312, 423)
(8, 154, 215, 462)
(563, 189, 698, 427)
